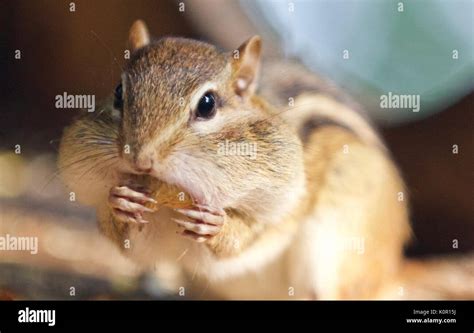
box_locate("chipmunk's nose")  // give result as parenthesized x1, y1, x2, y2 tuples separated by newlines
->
(133, 153, 154, 174)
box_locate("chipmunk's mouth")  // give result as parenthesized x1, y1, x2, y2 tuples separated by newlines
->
(151, 158, 227, 208)
(148, 167, 206, 206)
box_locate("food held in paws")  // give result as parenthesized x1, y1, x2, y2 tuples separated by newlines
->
(130, 175, 194, 210)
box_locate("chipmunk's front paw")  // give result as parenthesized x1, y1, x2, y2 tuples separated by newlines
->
(108, 185, 157, 224)
(173, 205, 226, 243)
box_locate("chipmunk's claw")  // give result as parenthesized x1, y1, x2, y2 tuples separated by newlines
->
(109, 185, 156, 224)
(174, 207, 225, 226)
(173, 205, 226, 242)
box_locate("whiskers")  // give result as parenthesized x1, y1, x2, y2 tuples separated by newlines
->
(41, 133, 120, 195)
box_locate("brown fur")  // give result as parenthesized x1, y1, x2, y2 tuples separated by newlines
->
(57, 21, 473, 299)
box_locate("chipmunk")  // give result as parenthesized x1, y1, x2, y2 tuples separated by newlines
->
(58, 20, 473, 299)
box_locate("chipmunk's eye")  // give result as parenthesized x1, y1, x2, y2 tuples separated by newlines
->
(114, 83, 123, 110)
(196, 92, 216, 119)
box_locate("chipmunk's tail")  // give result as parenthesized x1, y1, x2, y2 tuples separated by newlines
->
(378, 254, 474, 300)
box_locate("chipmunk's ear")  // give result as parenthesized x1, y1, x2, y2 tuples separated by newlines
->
(231, 36, 262, 97)
(128, 20, 150, 52)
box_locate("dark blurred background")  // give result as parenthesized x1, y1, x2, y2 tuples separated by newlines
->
(0, 0, 472, 298)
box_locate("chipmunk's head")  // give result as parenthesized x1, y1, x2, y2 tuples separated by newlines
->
(115, 20, 303, 215)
